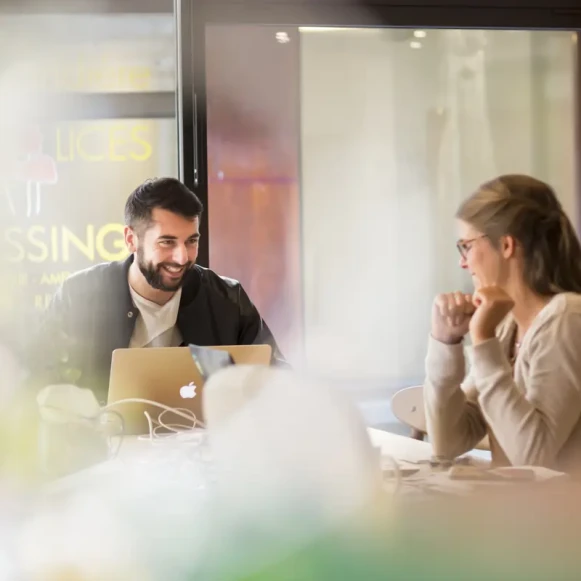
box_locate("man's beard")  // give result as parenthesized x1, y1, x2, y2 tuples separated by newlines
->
(136, 248, 192, 292)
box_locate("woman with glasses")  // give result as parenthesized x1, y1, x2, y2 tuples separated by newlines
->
(424, 174, 581, 471)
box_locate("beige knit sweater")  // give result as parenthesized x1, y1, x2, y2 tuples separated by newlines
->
(424, 292, 581, 471)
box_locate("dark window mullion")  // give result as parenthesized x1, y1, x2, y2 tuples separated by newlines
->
(24, 91, 176, 121)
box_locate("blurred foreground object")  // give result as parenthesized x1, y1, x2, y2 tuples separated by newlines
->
(37, 384, 123, 478)
(8, 368, 581, 580)
(204, 366, 384, 516)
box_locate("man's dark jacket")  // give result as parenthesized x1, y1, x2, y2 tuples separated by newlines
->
(29, 256, 285, 401)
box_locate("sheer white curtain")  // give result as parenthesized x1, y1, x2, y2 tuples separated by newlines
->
(299, 28, 575, 386)
(434, 30, 498, 295)
(301, 29, 439, 382)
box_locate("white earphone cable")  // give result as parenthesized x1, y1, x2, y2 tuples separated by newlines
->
(101, 398, 205, 443)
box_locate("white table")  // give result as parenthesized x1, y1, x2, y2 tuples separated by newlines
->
(369, 428, 491, 464)
(369, 428, 443, 464)
(47, 428, 492, 496)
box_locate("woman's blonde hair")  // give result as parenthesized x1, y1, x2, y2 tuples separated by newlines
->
(456, 174, 581, 295)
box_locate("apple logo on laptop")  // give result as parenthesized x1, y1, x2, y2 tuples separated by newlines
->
(180, 382, 198, 399)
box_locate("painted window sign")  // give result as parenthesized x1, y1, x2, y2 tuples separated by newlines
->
(2, 120, 176, 314)
(2, 126, 58, 218)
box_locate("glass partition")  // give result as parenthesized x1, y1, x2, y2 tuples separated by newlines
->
(0, 12, 178, 343)
(204, 25, 577, 389)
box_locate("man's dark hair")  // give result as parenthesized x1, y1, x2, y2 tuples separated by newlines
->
(124, 177, 204, 230)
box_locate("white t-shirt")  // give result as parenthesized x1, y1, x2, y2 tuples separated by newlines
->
(128, 286, 183, 348)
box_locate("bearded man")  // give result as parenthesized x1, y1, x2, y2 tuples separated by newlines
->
(30, 178, 284, 399)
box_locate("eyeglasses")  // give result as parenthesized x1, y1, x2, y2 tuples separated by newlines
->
(456, 235, 487, 259)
